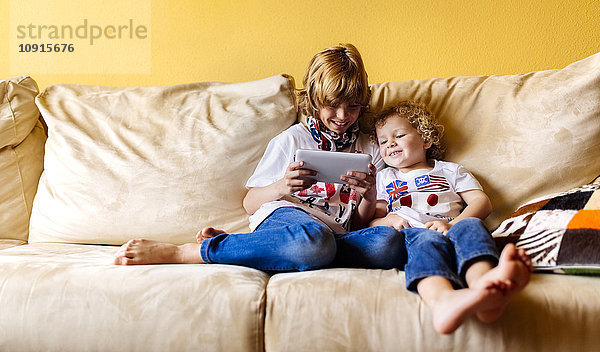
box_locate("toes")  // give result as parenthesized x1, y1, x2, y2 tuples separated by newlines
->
(203, 227, 216, 237)
(196, 227, 224, 242)
(114, 255, 128, 265)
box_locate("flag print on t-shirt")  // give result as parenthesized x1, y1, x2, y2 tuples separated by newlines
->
(385, 180, 408, 204)
(384, 173, 455, 224)
(298, 183, 336, 200)
(376, 161, 482, 227)
(414, 175, 450, 192)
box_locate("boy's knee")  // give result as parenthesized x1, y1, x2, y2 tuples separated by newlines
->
(291, 222, 336, 270)
(362, 226, 405, 268)
(371, 226, 403, 249)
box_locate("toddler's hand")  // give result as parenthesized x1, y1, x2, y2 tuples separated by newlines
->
(425, 221, 452, 235)
(386, 214, 412, 231)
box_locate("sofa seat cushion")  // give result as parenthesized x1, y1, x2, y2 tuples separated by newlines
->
(0, 243, 269, 352)
(265, 269, 600, 351)
(29, 74, 297, 245)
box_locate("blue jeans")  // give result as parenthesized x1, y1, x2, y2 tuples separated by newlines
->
(403, 217, 499, 292)
(200, 207, 405, 271)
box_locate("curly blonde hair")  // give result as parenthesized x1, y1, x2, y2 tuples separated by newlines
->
(297, 43, 370, 118)
(371, 100, 446, 160)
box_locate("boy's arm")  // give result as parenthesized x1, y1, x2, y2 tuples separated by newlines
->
(243, 182, 286, 215)
(369, 200, 391, 226)
(349, 163, 378, 228)
(352, 194, 378, 228)
(243, 161, 317, 215)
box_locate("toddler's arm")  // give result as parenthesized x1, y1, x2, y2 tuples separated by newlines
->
(450, 189, 492, 222)
(369, 200, 412, 230)
(425, 189, 492, 234)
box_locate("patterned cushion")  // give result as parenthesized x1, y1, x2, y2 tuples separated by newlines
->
(492, 178, 600, 274)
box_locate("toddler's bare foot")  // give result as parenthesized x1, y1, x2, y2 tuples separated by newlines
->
(428, 283, 506, 334)
(472, 243, 533, 323)
(113, 239, 204, 265)
(196, 227, 226, 244)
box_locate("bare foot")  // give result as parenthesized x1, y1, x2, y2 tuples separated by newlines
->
(113, 239, 204, 265)
(471, 243, 533, 323)
(196, 227, 226, 244)
(427, 281, 507, 334)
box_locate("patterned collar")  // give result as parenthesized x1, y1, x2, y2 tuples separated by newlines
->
(306, 116, 360, 151)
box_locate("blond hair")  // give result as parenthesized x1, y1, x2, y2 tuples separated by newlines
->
(297, 43, 370, 118)
(372, 101, 446, 160)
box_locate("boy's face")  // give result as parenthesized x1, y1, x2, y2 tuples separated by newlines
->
(318, 102, 362, 134)
(376, 116, 432, 172)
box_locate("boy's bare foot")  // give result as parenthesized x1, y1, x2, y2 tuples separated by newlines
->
(471, 243, 533, 323)
(196, 227, 226, 244)
(113, 239, 204, 265)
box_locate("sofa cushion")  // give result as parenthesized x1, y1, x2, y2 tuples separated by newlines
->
(0, 76, 40, 148)
(0, 239, 26, 250)
(492, 178, 600, 274)
(265, 268, 600, 351)
(29, 75, 297, 245)
(368, 52, 600, 229)
(0, 76, 46, 242)
(0, 243, 269, 351)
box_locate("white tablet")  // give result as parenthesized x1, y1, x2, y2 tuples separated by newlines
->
(295, 149, 371, 184)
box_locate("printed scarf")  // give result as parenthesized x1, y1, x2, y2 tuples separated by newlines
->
(306, 116, 360, 151)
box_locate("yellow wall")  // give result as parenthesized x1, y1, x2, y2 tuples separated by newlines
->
(2, 0, 599, 90)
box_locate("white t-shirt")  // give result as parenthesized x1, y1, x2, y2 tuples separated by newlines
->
(376, 160, 482, 228)
(246, 123, 385, 233)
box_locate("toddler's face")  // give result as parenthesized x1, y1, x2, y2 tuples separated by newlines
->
(376, 116, 432, 172)
(318, 102, 361, 134)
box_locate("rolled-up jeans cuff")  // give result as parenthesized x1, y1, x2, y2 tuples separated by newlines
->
(406, 270, 464, 293)
(200, 237, 212, 264)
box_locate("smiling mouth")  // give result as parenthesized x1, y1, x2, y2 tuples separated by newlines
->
(389, 150, 402, 157)
(332, 121, 349, 127)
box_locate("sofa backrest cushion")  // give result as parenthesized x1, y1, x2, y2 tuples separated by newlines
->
(0, 76, 46, 243)
(367, 52, 600, 229)
(29, 75, 297, 245)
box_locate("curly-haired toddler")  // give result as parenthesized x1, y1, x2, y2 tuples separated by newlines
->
(370, 101, 533, 334)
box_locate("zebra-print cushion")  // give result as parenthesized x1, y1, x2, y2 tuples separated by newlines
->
(492, 179, 600, 274)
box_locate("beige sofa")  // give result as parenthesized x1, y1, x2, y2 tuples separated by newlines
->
(1, 52, 599, 351)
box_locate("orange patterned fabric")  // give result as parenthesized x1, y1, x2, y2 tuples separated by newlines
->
(492, 180, 600, 274)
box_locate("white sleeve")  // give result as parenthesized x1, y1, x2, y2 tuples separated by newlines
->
(376, 168, 391, 202)
(245, 133, 295, 189)
(453, 164, 483, 192)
